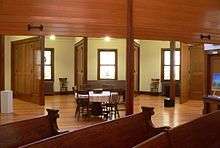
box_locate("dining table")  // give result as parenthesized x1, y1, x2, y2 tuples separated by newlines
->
(89, 90, 118, 116)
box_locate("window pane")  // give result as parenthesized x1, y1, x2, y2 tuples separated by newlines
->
(100, 51, 115, 65)
(164, 66, 170, 80)
(175, 51, 180, 65)
(175, 66, 180, 80)
(100, 66, 115, 79)
(44, 66, 52, 80)
(164, 51, 170, 65)
(44, 51, 51, 65)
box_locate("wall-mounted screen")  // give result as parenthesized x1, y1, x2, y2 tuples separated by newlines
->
(212, 73, 220, 92)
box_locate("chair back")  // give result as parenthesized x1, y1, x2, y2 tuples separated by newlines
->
(75, 89, 89, 106)
(109, 92, 120, 104)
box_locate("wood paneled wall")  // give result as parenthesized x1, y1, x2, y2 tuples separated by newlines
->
(0, 0, 127, 37)
(133, 0, 220, 42)
(0, 35, 4, 91)
(1, 1, 220, 42)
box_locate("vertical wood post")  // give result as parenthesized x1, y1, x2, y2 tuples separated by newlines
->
(170, 41, 176, 101)
(126, 0, 134, 115)
(0, 35, 4, 91)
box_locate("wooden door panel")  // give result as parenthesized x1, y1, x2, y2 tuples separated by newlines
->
(74, 38, 87, 87)
(12, 37, 44, 105)
(133, 42, 140, 92)
(180, 43, 190, 103)
(189, 44, 205, 100)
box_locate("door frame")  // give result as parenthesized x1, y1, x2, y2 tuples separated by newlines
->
(134, 41, 140, 92)
(0, 35, 4, 91)
(11, 36, 45, 105)
(74, 37, 88, 86)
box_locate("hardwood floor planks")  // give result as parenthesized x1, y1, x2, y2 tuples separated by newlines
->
(0, 95, 203, 130)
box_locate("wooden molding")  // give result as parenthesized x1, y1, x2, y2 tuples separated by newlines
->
(138, 91, 161, 96)
(97, 49, 118, 80)
(0, 35, 4, 91)
(53, 91, 74, 95)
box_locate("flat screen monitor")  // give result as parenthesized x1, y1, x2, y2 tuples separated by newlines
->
(212, 73, 220, 92)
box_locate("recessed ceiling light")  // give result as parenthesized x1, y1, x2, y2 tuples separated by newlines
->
(104, 36, 111, 42)
(49, 35, 56, 40)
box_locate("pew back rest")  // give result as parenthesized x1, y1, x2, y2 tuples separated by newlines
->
(0, 109, 60, 148)
(169, 111, 220, 148)
(21, 107, 166, 148)
(133, 132, 171, 148)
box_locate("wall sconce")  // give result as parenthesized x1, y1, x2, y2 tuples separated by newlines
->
(200, 34, 211, 40)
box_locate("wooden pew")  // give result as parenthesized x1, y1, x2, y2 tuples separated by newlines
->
(20, 107, 169, 148)
(135, 111, 220, 148)
(0, 109, 63, 148)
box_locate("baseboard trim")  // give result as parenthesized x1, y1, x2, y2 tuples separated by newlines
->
(53, 91, 74, 95)
(138, 91, 161, 96)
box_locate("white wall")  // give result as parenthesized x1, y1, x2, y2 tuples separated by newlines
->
(87, 38, 126, 80)
(140, 40, 170, 92)
(45, 37, 75, 91)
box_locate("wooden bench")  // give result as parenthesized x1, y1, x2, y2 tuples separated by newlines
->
(20, 107, 169, 148)
(0, 109, 63, 148)
(135, 111, 220, 148)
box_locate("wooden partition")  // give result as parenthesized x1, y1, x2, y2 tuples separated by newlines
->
(180, 43, 190, 103)
(180, 43, 206, 102)
(11, 37, 45, 105)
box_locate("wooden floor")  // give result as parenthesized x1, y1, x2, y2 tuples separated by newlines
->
(0, 95, 203, 130)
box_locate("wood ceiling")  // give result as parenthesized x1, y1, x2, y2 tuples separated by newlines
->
(1, 0, 220, 42)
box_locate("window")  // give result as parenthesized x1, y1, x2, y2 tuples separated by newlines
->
(161, 48, 180, 81)
(98, 49, 117, 80)
(44, 48, 54, 80)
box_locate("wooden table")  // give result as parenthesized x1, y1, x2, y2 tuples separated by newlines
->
(89, 91, 118, 116)
(89, 91, 111, 103)
(203, 96, 220, 114)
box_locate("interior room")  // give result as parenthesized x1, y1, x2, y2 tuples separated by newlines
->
(0, 0, 220, 147)
(1, 36, 202, 129)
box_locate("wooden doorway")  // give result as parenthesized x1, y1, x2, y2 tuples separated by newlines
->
(11, 37, 45, 105)
(189, 44, 205, 100)
(0, 35, 4, 91)
(74, 38, 88, 87)
(134, 42, 140, 93)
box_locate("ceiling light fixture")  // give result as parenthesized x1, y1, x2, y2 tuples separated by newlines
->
(49, 34, 56, 40)
(104, 36, 111, 42)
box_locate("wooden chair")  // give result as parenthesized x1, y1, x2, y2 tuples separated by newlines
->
(102, 92, 120, 120)
(74, 89, 90, 120)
